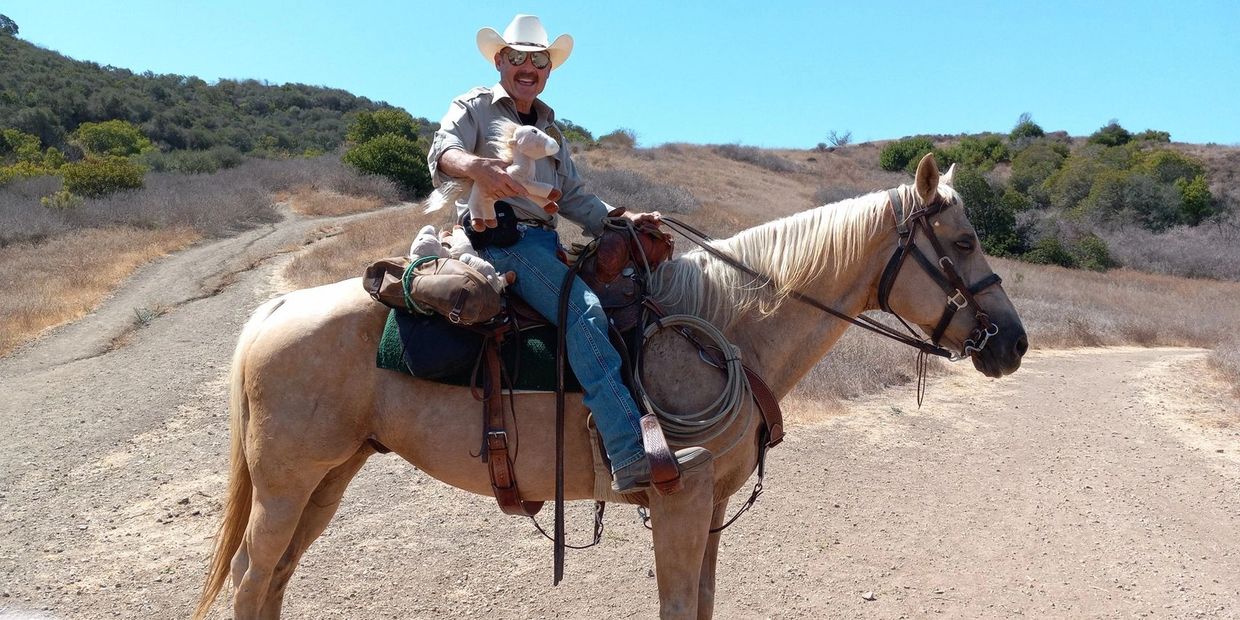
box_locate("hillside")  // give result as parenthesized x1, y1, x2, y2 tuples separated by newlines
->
(574, 137, 1240, 282)
(0, 34, 430, 155)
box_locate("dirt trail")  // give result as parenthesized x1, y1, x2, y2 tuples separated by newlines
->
(1, 209, 1238, 619)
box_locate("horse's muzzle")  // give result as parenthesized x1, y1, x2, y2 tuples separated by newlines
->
(971, 326, 1027, 378)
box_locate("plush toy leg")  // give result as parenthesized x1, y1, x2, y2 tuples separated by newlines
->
(466, 184, 498, 231)
(521, 181, 562, 214)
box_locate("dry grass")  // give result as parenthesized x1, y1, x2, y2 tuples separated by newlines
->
(0, 226, 200, 356)
(280, 186, 383, 217)
(994, 257, 1240, 349)
(994, 256, 1240, 395)
(280, 205, 443, 291)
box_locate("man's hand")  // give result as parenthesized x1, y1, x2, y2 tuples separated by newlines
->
(468, 157, 526, 203)
(623, 209, 662, 227)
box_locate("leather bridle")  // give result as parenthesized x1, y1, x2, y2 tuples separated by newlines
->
(876, 188, 1003, 359)
(661, 187, 1005, 364)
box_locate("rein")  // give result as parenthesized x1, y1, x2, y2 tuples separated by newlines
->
(661, 190, 1003, 365)
(660, 216, 953, 359)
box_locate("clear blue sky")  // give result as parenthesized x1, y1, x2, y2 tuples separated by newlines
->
(6, 1, 1239, 147)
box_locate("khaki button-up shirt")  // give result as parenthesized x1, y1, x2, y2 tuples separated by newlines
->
(427, 83, 611, 237)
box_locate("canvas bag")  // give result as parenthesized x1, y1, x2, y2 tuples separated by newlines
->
(363, 256, 502, 325)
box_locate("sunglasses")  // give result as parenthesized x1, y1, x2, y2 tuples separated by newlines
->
(504, 48, 551, 70)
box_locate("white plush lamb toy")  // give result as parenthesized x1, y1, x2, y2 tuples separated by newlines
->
(423, 118, 561, 231)
(407, 224, 515, 293)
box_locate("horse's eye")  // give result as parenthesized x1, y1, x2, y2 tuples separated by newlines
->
(955, 240, 974, 252)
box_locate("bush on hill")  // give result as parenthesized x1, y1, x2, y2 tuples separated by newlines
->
(1088, 120, 1132, 147)
(555, 119, 595, 147)
(60, 156, 145, 198)
(938, 134, 1009, 172)
(71, 120, 154, 157)
(952, 167, 1025, 257)
(879, 136, 934, 172)
(343, 134, 430, 196)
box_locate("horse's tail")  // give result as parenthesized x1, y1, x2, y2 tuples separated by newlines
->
(422, 179, 468, 214)
(193, 296, 285, 620)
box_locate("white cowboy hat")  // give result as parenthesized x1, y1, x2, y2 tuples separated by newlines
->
(476, 14, 573, 70)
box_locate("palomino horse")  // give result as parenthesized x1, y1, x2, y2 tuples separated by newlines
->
(194, 155, 1027, 619)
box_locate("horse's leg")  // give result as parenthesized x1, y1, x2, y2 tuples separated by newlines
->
(695, 498, 729, 620)
(257, 446, 374, 619)
(232, 462, 329, 619)
(650, 461, 716, 620)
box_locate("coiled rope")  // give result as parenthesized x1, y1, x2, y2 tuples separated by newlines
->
(633, 313, 752, 448)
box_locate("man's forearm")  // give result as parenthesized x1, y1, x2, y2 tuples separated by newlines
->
(437, 148, 481, 180)
(437, 148, 526, 200)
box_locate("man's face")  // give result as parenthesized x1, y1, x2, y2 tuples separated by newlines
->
(496, 47, 550, 108)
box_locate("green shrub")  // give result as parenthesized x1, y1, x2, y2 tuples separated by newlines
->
(71, 120, 154, 157)
(1140, 149, 1205, 184)
(40, 188, 83, 209)
(1073, 233, 1116, 271)
(141, 146, 247, 174)
(1125, 173, 1183, 231)
(1044, 156, 1103, 211)
(1, 128, 43, 164)
(939, 134, 1009, 171)
(1023, 236, 1077, 268)
(1133, 129, 1171, 143)
(343, 133, 431, 195)
(1010, 117, 1044, 141)
(42, 147, 66, 169)
(879, 136, 934, 172)
(556, 118, 595, 147)
(346, 109, 422, 145)
(1075, 169, 1127, 221)
(1010, 140, 1068, 198)
(999, 187, 1033, 214)
(1088, 120, 1131, 147)
(953, 167, 1023, 256)
(60, 156, 146, 197)
(0, 161, 52, 185)
(1176, 174, 1214, 225)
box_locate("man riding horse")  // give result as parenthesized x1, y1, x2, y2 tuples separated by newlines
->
(428, 14, 707, 492)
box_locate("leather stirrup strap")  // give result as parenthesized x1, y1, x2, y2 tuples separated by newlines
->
(483, 335, 543, 517)
(743, 365, 784, 448)
(640, 414, 683, 495)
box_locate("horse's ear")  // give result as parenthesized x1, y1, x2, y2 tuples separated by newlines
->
(942, 163, 957, 188)
(914, 153, 940, 205)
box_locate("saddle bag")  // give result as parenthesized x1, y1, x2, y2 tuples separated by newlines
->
(363, 255, 502, 325)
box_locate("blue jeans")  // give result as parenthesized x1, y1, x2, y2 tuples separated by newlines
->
(480, 227, 645, 471)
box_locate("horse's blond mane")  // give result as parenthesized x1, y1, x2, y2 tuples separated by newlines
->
(649, 189, 898, 328)
(490, 118, 521, 162)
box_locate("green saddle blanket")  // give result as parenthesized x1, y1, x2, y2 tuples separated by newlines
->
(377, 309, 582, 392)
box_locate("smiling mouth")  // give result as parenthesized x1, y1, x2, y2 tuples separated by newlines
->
(515, 73, 539, 87)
